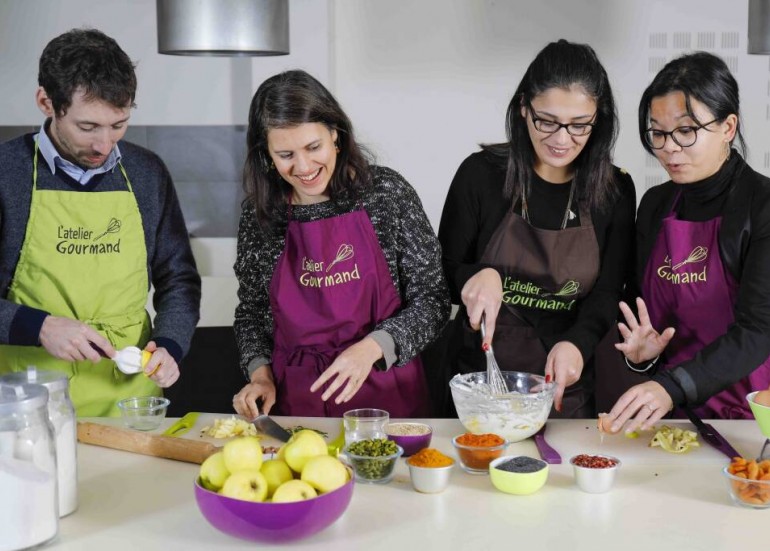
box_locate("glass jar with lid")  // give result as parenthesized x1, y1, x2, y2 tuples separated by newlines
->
(0, 382, 58, 551)
(1, 367, 78, 517)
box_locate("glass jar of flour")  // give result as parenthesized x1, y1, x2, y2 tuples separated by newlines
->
(1, 367, 77, 517)
(0, 382, 58, 551)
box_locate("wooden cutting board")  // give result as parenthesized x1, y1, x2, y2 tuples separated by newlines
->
(544, 420, 732, 465)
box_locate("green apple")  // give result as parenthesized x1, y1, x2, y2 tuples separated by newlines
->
(271, 479, 318, 503)
(219, 469, 269, 502)
(260, 459, 294, 497)
(283, 430, 328, 473)
(300, 455, 349, 493)
(199, 451, 230, 492)
(222, 436, 263, 473)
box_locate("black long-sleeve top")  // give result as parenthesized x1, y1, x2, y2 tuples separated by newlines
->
(439, 150, 636, 363)
(632, 152, 770, 406)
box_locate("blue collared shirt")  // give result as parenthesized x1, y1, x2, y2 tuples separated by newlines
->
(35, 122, 121, 185)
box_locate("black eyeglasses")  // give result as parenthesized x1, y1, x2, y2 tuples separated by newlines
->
(527, 107, 597, 136)
(644, 118, 720, 150)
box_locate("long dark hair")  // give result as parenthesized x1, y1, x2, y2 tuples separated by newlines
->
(243, 70, 371, 227)
(482, 39, 619, 211)
(38, 28, 137, 115)
(638, 51, 746, 156)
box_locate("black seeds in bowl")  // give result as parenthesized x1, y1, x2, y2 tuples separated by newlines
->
(496, 456, 545, 473)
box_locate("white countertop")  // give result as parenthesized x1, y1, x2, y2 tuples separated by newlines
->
(47, 417, 767, 551)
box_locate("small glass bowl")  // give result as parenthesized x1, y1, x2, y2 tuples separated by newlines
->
(723, 466, 770, 509)
(452, 434, 508, 474)
(117, 396, 170, 431)
(570, 454, 621, 494)
(342, 445, 403, 484)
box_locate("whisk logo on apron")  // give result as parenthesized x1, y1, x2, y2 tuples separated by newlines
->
(55, 217, 124, 256)
(656, 245, 709, 284)
(298, 243, 360, 289)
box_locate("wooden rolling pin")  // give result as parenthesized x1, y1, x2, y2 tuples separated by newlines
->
(77, 422, 219, 464)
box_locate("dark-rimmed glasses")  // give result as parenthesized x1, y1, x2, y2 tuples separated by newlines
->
(644, 118, 719, 150)
(527, 107, 596, 137)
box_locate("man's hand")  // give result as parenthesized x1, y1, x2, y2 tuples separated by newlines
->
(39, 315, 116, 362)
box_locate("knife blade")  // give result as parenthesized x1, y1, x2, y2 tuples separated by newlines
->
(162, 412, 200, 437)
(684, 407, 740, 460)
(533, 424, 561, 464)
(251, 414, 292, 442)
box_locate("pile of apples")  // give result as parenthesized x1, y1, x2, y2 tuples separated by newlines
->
(198, 429, 349, 503)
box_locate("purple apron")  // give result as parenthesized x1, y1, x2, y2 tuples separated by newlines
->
(642, 192, 770, 419)
(268, 203, 430, 417)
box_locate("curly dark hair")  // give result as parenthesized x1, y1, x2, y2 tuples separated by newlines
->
(243, 70, 372, 228)
(482, 39, 619, 211)
(38, 28, 137, 115)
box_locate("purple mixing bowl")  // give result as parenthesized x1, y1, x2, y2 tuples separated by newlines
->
(194, 475, 354, 543)
(385, 422, 432, 457)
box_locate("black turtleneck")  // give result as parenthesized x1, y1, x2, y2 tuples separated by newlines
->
(675, 153, 741, 221)
(633, 152, 770, 413)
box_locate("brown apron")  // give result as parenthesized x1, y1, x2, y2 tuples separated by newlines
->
(453, 183, 600, 418)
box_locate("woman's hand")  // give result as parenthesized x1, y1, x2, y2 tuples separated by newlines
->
(544, 341, 584, 412)
(615, 297, 675, 364)
(602, 381, 674, 433)
(310, 337, 382, 404)
(233, 365, 276, 419)
(142, 341, 179, 388)
(460, 268, 503, 347)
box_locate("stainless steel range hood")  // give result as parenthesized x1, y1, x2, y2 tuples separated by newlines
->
(749, 0, 770, 54)
(157, 0, 289, 56)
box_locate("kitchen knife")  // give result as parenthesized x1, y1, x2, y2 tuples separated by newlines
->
(251, 414, 292, 442)
(684, 407, 740, 460)
(77, 422, 219, 464)
(162, 412, 200, 437)
(533, 424, 562, 464)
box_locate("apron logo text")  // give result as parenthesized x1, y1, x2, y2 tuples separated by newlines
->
(501, 276, 577, 311)
(300, 264, 360, 288)
(657, 255, 707, 284)
(56, 224, 122, 256)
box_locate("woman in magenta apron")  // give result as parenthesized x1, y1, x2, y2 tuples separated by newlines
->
(231, 70, 450, 419)
(439, 40, 637, 418)
(604, 52, 770, 432)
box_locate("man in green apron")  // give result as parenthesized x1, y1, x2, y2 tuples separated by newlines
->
(0, 29, 201, 416)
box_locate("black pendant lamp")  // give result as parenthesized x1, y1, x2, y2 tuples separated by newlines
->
(157, 0, 289, 56)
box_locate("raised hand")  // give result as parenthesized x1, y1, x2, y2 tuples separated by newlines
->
(615, 297, 675, 364)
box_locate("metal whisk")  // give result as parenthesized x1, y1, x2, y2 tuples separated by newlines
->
(479, 313, 508, 395)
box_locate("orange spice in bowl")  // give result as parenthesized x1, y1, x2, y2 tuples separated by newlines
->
(407, 448, 454, 468)
(452, 433, 507, 474)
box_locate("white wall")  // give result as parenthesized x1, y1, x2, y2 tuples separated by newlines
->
(332, 0, 768, 227)
(1, 0, 768, 325)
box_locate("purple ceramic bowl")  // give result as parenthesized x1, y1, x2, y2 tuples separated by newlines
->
(194, 474, 354, 543)
(385, 422, 432, 457)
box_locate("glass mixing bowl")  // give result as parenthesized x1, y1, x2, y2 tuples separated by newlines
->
(449, 371, 555, 442)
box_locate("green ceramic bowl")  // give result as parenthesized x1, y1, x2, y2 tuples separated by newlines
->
(489, 456, 548, 495)
(747, 391, 770, 438)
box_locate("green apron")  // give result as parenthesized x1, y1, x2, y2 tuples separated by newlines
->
(0, 142, 157, 416)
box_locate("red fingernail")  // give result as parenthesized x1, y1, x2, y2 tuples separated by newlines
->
(482, 343, 490, 352)
(545, 374, 551, 383)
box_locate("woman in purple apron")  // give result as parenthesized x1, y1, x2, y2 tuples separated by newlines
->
(439, 40, 636, 418)
(231, 70, 450, 419)
(604, 52, 770, 432)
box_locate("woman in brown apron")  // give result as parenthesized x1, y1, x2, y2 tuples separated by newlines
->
(439, 40, 636, 418)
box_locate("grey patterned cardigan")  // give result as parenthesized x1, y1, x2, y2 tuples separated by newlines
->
(233, 165, 451, 379)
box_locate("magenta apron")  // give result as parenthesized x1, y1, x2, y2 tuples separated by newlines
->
(642, 192, 770, 419)
(268, 203, 430, 417)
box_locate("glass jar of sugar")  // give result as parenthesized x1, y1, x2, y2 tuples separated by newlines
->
(0, 382, 58, 551)
(1, 367, 78, 517)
